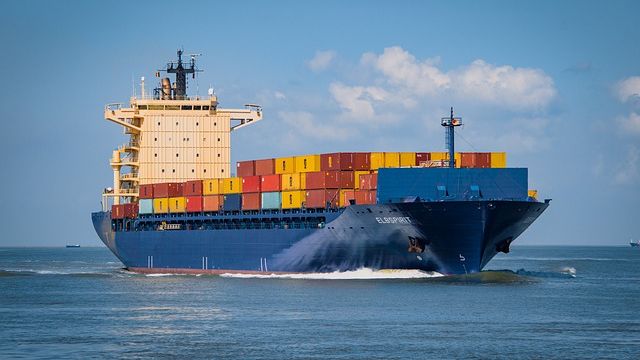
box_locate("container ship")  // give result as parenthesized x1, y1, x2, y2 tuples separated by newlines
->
(92, 51, 550, 275)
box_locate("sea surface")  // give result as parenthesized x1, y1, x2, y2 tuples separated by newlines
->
(1, 246, 639, 359)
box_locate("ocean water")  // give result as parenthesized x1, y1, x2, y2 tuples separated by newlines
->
(0, 246, 639, 359)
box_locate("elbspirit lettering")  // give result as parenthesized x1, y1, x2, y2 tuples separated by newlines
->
(375, 217, 412, 224)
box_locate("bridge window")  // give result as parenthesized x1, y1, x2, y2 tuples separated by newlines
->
(138, 105, 148, 110)
(194, 106, 202, 110)
(203, 105, 210, 110)
(181, 105, 193, 110)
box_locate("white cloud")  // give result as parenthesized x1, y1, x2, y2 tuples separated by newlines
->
(618, 112, 640, 135)
(329, 82, 388, 119)
(451, 60, 556, 110)
(614, 145, 639, 184)
(356, 46, 556, 111)
(307, 50, 336, 72)
(279, 111, 351, 141)
(274, 91, 286, 100)
(616, 76, 640, 103)
(361, 47, 450, 95)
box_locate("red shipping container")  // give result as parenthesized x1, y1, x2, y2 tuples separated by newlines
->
(242, 193, 261, 210)
(255, 159, 275, 176)
(185, 196, 203, 212)
(183, 180, 203, 196)
(242, 175, 261, 193)
(236, 160, 255, 177)
(355, 190, 376, 205)
(321, 152, 363, 171)
(476, 152, 491, 168)
(305, 171, 341, 189)
(353, 153, 371, 170)
(305, 189, 339, 208)
(111, 203, 138, 219)
(461, 153, 491, 168)
(416, 152, 430, 166)
(153, 182, 183, 198)
(359, 173, 378, 190)
(138, 184, 154, 199)
(339, 171, 355, 188)
(261, 174, 281, 192)
(202, 195, 223, 212)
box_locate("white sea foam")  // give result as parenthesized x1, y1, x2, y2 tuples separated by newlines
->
(495, 257, 629, 262)
(560, 267, 577, 277)
(220, 268, 443, 280)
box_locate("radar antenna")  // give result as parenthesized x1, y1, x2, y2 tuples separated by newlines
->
(154, 49, 203, 100)
(441, 107, 463, 168)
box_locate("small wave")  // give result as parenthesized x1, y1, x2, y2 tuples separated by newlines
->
(0, 268, 120, 277)
(514, 267, 577, 279)
(496, 257, 629, 262)
(220, 268, 443, 280)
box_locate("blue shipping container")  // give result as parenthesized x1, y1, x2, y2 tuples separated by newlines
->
(377, 168, 528, 203)
(223, 194, 242, 211)
(261, 192, 281, 209)
(138, 199, 153, 214)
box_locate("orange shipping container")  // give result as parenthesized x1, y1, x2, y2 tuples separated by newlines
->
(305, 189, 339, 208)
(241, 193, 261, 210)
(339, 189, 355, 207)
(354, 170, 372, 189)
(202, 195, 223, 212)
(359, 173, 378, 190)
(355, 190, 376, 205)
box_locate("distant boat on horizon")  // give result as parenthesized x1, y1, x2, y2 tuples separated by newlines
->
(65, 244, 81, 248)
(630, 239, 639, 247)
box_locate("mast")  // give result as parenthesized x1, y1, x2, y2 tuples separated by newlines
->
(441, 107, 462, 168)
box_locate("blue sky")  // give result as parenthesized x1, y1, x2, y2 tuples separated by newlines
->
(0, 0, 638, 246)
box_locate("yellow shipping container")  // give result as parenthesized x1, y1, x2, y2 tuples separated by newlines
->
(491, 152, 507, 168)
(354, 170, 371, 189)
(339, 189, 355, 207)
(528, 190, 538, 199)
(222, 177, 242, 194)
(370, 152, 385, 170)
(455, 152, 461, 168)
(168, 197, 186, 213)
(282, 190, 306, 209)
(281, 173, 306, 191)
(294, 154, 321, 173)
(275, 157, 295, 174)
(384, 152, 400, 167)
(202, 179, 222, 195)
(430, 152, 447, 161)
(400, 152, 416, 167)
(153, 198, 169, 214)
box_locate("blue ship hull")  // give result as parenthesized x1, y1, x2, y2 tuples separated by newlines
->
(92, 200, 548, 275)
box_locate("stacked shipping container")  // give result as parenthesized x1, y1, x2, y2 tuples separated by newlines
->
(115, 152, 509, 216)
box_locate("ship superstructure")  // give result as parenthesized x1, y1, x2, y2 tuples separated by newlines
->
(92, 52, 550, 275)
(103, 50, 261, 206)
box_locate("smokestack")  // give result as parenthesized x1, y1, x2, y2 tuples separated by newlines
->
(161, 78, 171, 100)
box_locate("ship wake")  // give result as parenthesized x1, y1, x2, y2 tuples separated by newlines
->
(220, 268, 443, 280)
